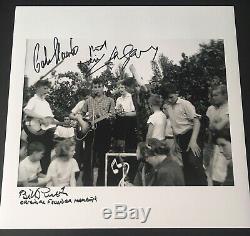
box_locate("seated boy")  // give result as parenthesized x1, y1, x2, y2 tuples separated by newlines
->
(54, 115, 75, 140)
(18, 141, 49, 187)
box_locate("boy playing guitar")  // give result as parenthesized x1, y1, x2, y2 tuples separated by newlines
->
(23, 80, 57, 174)
(75, 78, 115, 186)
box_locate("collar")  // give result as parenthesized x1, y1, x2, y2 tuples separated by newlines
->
(34, 94, 45, 100)
(175, 97, 181, 104)
(92, 94, 106, 101)
(154, 110, 162, 114)
(122, 92, 131, 98)
(215, 102, 228, 110)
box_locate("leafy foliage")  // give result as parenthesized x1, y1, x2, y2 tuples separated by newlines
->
(23, 39, 226, 124)
(151, 39, 226, 115)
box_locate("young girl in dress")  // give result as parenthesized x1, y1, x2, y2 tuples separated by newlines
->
(47, 139, 79, 187)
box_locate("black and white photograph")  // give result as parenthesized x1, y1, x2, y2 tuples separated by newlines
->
(1, 6, 250, 228)
(18, 38, 232, 187)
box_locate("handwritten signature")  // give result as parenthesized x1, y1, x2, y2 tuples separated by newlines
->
(19, 186, 68, 200)
(33, 37, 79, 73)
(81, 41, 159, 76)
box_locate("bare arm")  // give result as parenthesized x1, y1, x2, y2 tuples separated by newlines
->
(35, 177, 51, 187)
(187, 118, 201, 157)
(69, 112, 78, 120)
(129, 64, 148, 91)
(70, 172, 77, 187)
(146, 123, 154, 143)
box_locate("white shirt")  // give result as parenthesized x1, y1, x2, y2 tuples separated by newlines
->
(47, 158, 79, 187)
(206, 103, 229, 128)
(54, 126, 75, 138)
(206, 103, 230, 182)
(24, 94, 53, 117)
(18, 156, 42, 182)
(71, 100, 85, 114)
(147, 110, 167, 140)
(115, 92, 135, 113)
(167, 98, 198, 135)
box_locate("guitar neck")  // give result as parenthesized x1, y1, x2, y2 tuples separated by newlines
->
(93, 115, 109, 124)
(88, 110, 123, 125)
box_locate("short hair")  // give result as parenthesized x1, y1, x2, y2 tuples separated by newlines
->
(160, 84, 178, 99)
(137, 142, 154, 160)
(148, 94, 163, 107)
(64, 115, 70, 119)
(148, 138, 170, 155)
(92, 77, 104, 86)
(28, 142, 45, 155)
(35, 80, 51, 89)
(214, 128, 231, 142)
(55, 139, 75, 158)
(212, 84, 228, 97)
(137, 138, 170, 160)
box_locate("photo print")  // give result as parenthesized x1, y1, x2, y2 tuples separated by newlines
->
(19, 37, 232, 187)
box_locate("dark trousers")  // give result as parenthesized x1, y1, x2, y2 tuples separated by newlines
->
(74, 138, 85, 180)
(24, 127, 55, 174)
(176, 129, 208, 186)
(82, 120, 112, 186)
(113, 116, 137, 152)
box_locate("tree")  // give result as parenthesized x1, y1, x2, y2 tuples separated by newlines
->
(77, 61, 93, 88)
(98, 65, 118, 92)
(114, 64, 130, 81)
(149, 39, 226, 115)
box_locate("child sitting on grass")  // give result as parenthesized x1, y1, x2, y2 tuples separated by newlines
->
(18, 141, 49, 187)
(46, 139, 79, 187)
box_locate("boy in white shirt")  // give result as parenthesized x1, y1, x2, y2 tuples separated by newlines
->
(54, 116, 75, 140)
(18, 142, 49, 187)
(206, 84, 230, 185)
(162, 103, 183, 166)
(23, 80, 56, 174)
(114, 83, 137, 152)
(162, 84, 207, 185)
(146, 94, 167, 142)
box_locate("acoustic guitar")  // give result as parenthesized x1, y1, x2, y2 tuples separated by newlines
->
(75, 109, 124, 140)
(23, 116, 63, 136)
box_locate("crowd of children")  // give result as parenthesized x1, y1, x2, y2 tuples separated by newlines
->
(18, 67, 233, 187)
